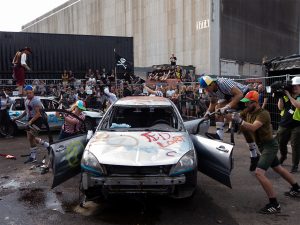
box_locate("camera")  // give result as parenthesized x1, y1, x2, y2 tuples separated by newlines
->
(270, 80, 293, 98)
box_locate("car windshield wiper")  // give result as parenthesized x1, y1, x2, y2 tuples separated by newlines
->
(144, 128, 171, 132)
(102, 128, 118, 131)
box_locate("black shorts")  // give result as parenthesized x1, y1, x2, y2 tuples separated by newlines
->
(29, 117, 44, 129)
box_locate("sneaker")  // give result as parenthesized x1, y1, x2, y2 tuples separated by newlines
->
(24, 157, 37, 164)
(205, 132, 221, 140)
(250, 155, 260, 171)
(284, 187, 300, 198)
(258, 203, 281, 214)
(40, 166, 49, 175)
(279, 155, 287, 165)
(290, 165, 298, 173)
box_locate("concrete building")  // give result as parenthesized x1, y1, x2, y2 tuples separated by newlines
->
(22, 0, 300, 77)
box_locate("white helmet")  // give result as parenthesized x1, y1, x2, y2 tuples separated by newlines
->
(291, 76, 300, 85)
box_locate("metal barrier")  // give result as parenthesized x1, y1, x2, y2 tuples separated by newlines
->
(232, 74, 293, 130)
(1, 75, 296, 129)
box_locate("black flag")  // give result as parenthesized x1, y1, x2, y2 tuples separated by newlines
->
(115, 52, 133, 73)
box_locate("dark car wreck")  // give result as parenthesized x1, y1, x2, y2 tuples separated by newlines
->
(50, 96, 233, 200)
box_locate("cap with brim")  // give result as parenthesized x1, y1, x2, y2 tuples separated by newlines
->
(24, 85, 33, 91)
(240, 98, 251, 103)
(198, 75, 215, 88)
(23, 47, 32, 53)
(76, 100, 86, 110)
(240, 90, 259, 103)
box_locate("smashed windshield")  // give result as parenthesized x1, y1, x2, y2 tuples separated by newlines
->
(99, 106, 182, 131)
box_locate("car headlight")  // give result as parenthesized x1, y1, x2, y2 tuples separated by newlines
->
(169, 150, 197, 176)
(81, 151, 106, 176)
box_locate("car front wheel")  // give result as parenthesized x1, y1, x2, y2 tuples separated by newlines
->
(171, 169, 197, 199)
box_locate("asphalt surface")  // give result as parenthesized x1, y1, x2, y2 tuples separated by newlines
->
(0, 130, 299, 225)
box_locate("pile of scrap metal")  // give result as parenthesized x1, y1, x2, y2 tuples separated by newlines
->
(263, 54, 300, 74)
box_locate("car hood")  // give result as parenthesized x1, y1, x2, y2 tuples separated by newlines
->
(82, 111, 102, 118)
(85, 131, 193, 166)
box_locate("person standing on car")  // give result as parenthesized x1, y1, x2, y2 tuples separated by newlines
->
(199, 75, 260, 171)
(12, 47, 32, 96)
(56, 100, 86, 140)
(0, 90, 13, 137)
(232, 90, 300, 214)
(12, 85, 46, 163)
(277, 76, 300, 173)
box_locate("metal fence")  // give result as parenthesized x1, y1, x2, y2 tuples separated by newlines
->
(232, 74, 295, 130)
(1, 75, 296, 129)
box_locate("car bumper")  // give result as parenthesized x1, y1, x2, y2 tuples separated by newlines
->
(82, 173, 186, 194)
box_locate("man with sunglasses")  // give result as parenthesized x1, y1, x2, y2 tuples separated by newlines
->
(12, 85, 45, 163)
(199, 75, 260, 171)
(277, 76, 300, 173)
(232, 90, 300, 214)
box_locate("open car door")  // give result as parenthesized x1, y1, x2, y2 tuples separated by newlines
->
(190, 134, 233, 188)
(184, 118, 210, 135)
(50, 134, 87, 188)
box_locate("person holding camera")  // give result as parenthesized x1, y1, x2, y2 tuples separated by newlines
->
(277, 76, 300, 173)
(232, 90, 300, 214)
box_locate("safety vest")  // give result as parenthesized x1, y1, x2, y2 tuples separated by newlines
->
(280, 95, 300, 121)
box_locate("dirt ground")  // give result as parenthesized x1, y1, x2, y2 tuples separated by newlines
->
(0, 130, 299, 225)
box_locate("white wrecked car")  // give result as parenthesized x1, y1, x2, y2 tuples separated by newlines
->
(50, 96, 233, 200)
(7, 96, 103, 133)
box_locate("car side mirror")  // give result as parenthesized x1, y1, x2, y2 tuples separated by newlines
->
(184, 118, 210, 135)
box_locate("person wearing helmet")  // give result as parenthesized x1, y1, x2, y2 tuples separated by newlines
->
(277, 76, 300, 173)
(199, 75, 260, 171)
(12, 85, 46, 163)
(56, 100, 86, 140)
(232, 90, 300, 214)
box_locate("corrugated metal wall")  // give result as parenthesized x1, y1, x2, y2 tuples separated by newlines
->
(220, 0, 300, 63)
(0, 31, 133, 79)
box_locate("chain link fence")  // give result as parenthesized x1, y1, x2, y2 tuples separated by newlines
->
(1, 75, 296, 129)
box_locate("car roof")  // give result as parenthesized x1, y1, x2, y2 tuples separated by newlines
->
(9, 96, 55, 100)
(114, 96, 172, 106)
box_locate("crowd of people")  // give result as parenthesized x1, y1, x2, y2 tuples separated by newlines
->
(198, 75, 300, 214)
(148, 65, 194, 82)
(1, 48, 300, 215)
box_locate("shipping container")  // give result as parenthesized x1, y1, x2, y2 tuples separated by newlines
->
(0, 31, 133, 79)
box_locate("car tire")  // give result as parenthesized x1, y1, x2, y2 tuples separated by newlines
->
(85, 117, 95, 131)
(83, 187, 106, 202)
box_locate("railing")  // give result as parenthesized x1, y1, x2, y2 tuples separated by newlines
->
(1, 75, 295, 130)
